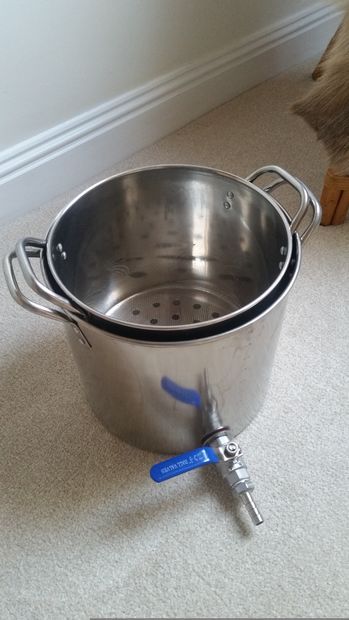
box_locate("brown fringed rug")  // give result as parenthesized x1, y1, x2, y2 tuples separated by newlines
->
(293, 10, 349, 224)
(293, 10, 349, 176)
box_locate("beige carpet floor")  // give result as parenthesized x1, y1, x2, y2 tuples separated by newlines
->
(1, 61, 348, 619)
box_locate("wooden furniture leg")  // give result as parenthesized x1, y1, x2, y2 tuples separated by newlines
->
(320, 169, 349, 225)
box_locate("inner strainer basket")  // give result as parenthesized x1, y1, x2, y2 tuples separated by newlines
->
(45, 166, 296, 331)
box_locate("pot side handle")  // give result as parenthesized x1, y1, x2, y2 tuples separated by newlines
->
(246, 165, 321, 243)
(3, 238, 84, 324)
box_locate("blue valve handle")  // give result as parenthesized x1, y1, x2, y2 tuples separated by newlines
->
(150, 446, 219, 483)
(161, 376, 202, 408)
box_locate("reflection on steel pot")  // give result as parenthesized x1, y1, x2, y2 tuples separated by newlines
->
(13, 165, 319, 334)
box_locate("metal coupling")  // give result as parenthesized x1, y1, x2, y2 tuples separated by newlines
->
(204, 432, 263, 526)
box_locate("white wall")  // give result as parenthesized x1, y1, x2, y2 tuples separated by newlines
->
(0, 0, 342, 219)
(1, 0, 321, 150)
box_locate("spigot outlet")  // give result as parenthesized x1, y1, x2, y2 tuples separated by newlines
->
(152, 376, 263, 526)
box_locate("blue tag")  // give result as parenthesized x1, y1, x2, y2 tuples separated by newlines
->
(150, 446, 219, 483)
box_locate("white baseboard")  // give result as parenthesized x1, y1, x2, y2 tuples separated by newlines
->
(0, 2, 342, 221)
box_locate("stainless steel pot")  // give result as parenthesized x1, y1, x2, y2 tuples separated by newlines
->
(12, 165, 319, 334)
(5, 231, 303, 454)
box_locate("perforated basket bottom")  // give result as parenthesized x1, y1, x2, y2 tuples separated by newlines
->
(105, 284, 238, 328)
